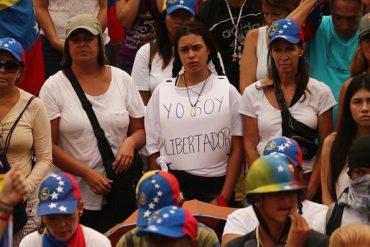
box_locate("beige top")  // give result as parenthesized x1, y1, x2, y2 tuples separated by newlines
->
(1, 89, 52, 196)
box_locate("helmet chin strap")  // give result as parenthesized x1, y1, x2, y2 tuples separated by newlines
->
(252, 192, 304, 245)
(252, 204, 290, 245)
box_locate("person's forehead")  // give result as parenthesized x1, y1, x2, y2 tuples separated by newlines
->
(332, 0, 362, 16)
(0, 50, 17, 61)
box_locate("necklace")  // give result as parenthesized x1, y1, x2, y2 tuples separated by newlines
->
(183, 72, 211, 117)
(225, 0, 246, 63)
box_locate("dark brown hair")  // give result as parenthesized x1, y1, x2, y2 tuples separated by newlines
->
(172, 21, 224, 77)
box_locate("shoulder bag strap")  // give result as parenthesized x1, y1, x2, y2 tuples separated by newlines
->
(63, 68, 115, 178)
(273, 79, 292, 126)
(325, 201, 344, 235)
(2, 96, 36, 154)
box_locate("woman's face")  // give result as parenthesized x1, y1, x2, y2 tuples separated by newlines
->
(350, 88, 370, 127)
(43, 204, 82, 241)
(261, 2, 290, 26)
(178, 34, 210, 74)
(360, 35, 370, 62)
(166, 9, 194, 43)
(0, 51, 22, 89)
(68, 29, 99, 64)
(256, 191, 298, 225)
(271, 39, 304, 75)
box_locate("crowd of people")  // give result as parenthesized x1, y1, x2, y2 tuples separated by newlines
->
(1, 0, 370, 246)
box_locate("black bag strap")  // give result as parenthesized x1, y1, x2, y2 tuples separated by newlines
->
(148, 39, 156, 73)
(63, 68, 115, 178)
(325, 201, 344, 235)
(2, 96, 36, 154)
(325, 188, 348, 235)
(273, 79, 316, 135)
(273, 79, 292, 125)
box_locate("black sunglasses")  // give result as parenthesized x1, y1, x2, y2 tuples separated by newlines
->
(0, 59, 21, 73)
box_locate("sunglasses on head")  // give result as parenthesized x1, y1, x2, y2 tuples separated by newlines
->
(0, 59, 21, 73)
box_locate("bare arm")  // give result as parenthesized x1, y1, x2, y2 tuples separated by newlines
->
(306, 108, 333, 200)
(240, 29, 259, 93)
(321, 133, 336, 205)
(147, 152, 160, 170)
(116, 0, 140, 29)
(287, 0, 317, 26)
(97, 0, 108, 30)
(113, 117, 146, 173)
(219, 136, 243, 203)
(0, 167, 27, 238)
(243, 115, 260, 167)
(156, 0, 165, 12)
(50, 119, 112, 195)
(222, 234, 242, 247)
(140, 91, 152, 106)
(33, 0, 64, 52)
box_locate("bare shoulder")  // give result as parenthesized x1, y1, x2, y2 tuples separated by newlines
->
(244, 28, 259, 44)
(323, 132, 336, 146)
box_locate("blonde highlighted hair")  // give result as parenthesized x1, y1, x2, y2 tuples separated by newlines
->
(329, 224, 370, 247)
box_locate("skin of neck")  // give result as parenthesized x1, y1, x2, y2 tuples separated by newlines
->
(0, 84, 19, 102)
(279, 72, 297, 88)
(184, 69, 210, 86)
(71, 62, 103, 76)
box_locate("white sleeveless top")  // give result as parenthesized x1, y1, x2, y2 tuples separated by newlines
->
(256, 25, 268, 81)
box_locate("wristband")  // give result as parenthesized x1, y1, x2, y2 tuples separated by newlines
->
(0, 213, 11, 221)
(216, 194, 228, 207)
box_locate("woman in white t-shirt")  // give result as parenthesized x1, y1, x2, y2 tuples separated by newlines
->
(39, 15, 145, 232)
(239, 0, 322, 93)
(145, 21, 243, 206)
(131, 0, 196, 105)
(240, 19, 336, 201)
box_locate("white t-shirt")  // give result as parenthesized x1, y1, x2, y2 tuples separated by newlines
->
(239, 78, 336, 171)
(132, 43, 224, 93)
(41, 0, 109, 43)
(20, 225, 111, 247)
(256, 26, 268, 81)
(39, 66, 145, 210)
(223, 200, 328, 237)
(145, 73, 242, 177)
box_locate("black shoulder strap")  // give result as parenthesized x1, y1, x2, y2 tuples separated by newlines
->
(325, 201, 345, 236)
(273, 79, 291, 121)
(2, 96, 36, 154)
(63, 68, 115, 178)
(148, 39, 156, 73)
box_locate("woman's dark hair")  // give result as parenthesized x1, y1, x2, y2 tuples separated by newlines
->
(329, 73, 370, 199)
(267, 40, 310, 104)
(350, 36, 370, 77)
(152, 11, 173, 70)
(61, 32, 106, 69)
(171, 21, 224, 77)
